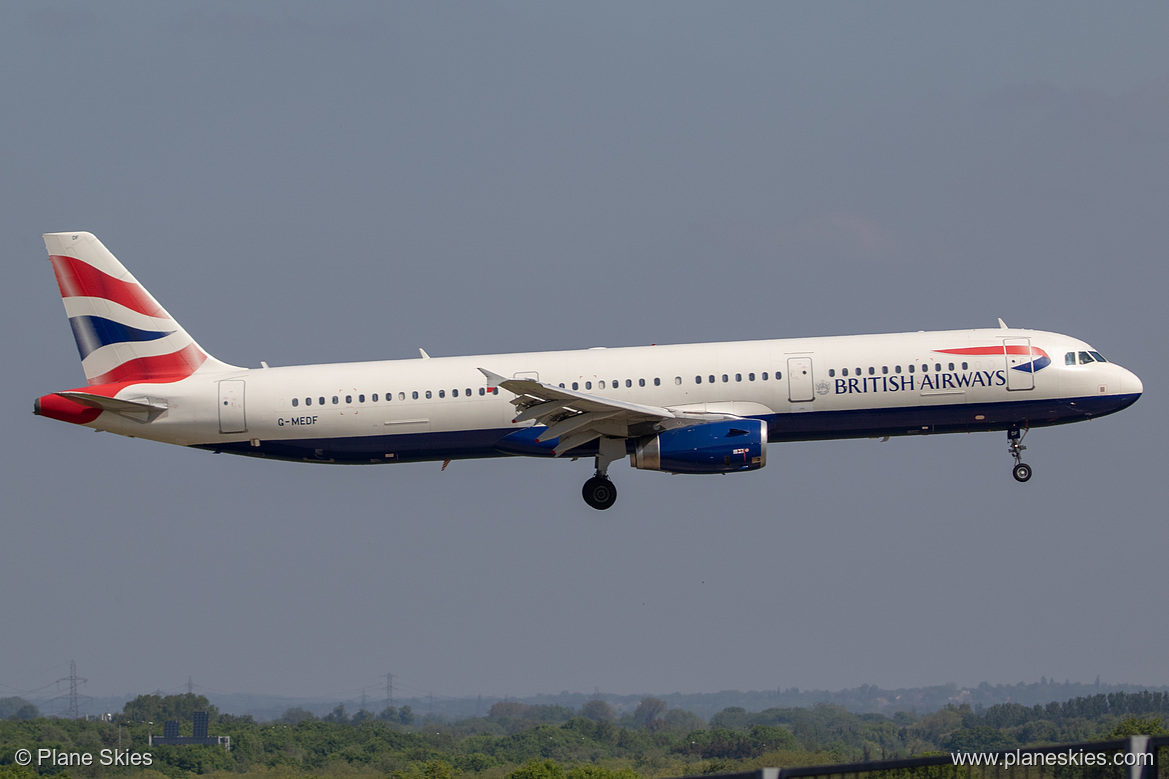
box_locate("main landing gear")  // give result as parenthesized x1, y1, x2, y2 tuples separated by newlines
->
(1008, 425, 1032, 483)
(582, 437, 626, 510)
(582, 475, 616, 510)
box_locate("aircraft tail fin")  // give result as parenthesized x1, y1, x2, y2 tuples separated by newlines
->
(43, 231, 239, 386)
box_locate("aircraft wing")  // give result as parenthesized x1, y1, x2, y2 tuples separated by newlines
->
(478, 368, 743, 456)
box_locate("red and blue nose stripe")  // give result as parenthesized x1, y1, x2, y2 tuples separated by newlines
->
(935, 345, 1052, 373)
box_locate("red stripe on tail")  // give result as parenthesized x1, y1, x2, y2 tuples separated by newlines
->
(88, 343, 208, 385)
(49, 254, 166, 318)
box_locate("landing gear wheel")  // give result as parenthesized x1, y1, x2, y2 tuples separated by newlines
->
(582, 476, 617, 510)
(1007, 425, 1032, 484)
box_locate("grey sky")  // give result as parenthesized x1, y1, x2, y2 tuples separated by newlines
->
(3, 2, 1167, 707)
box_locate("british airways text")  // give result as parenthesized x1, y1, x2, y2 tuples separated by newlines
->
(834, 370, 1006, 395)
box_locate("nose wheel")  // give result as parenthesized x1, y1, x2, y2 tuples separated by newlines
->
(1008, 425, 1032, 482)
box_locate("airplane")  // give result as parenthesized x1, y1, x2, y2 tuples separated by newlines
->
(34, 231, 1143, 510)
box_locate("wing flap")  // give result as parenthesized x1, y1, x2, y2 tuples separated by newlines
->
(537, 410, 621, 443)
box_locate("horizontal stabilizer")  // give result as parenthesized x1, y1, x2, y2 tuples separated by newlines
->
(56, 391, 167, 421)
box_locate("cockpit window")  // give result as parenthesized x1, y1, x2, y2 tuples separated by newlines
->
(1068, 350, 1109, 365)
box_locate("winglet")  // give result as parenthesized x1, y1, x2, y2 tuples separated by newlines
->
(997, 318, 1009, 329)
(419, 348, 431, 359)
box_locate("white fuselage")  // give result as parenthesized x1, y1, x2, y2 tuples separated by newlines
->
(79, 326, 1142, 466)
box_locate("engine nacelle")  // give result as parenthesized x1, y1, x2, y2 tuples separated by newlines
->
(631, 419, 767, 474)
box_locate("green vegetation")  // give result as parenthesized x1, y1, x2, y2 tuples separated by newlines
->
(0, 692, 1165, 779)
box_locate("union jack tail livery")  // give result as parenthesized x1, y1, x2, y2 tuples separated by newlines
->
(44, 231, 235, 386)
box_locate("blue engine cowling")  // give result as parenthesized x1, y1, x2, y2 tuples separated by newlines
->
(631, 419, 767, 474)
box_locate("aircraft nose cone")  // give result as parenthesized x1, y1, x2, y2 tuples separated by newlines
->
(1122, 367, 1143, 398)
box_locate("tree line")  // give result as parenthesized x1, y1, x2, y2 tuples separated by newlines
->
(0, 691, 1165, 779)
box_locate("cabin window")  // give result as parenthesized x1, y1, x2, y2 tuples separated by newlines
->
(842, 368, 848, 377)
(412, 391, 419, 400)
(894, 366, 901, 374)
(479, 387, 486, 396)
(332, 396, 339, 405)
(598, 380, 606, 389)
(305, 397, 312, 406)
(452, 389, 458, 397)
(319, 397, 326, 406)
(399, 392, 406, 400)
(654, 377, 661, 386)
(637, 378, 644, 387)
(372, 393, 379, 402)
(749, 372, 756, 381)
(921, 363, 928, 372)
(358, 394, 365, 403)
(709, 375, 716, 383)
(882, 366, 888, 375)
(612, 379, 619, 388)
(345, 395, 352, 404)
(962, 362, 968, 370)
(425, 390, 432, 399)
(735, 373, 742, 382)
(628, 379, 634, 388)
(935, 363, 942, 372)
(722, 374, 728, 383)
(292, 398, 299, 407)
(438, 390, 445, 398)
(762, 372, 769, 380)
(948, 363, 955, 371)
(776, 371, 782, 379)
(585, 381, 592, 390)
(695, 375, 702, 384)
(868, 367, 875, 376)
(909, 364, 916, 373)
(675, 376, 682, 385)
(572, 382, 579, 390)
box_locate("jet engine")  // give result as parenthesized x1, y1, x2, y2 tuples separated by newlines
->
(631, 419, 767, 474)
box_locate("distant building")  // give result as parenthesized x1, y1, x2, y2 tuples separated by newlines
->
(150, 712, 230, 750)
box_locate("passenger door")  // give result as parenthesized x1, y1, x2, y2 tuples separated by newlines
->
(1004, 338, 1035, 391)
(787, 357, 815, 403)
(218, 380, 247, 433)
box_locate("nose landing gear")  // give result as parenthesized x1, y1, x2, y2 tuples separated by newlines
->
(1008, 425, 1032, 482)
